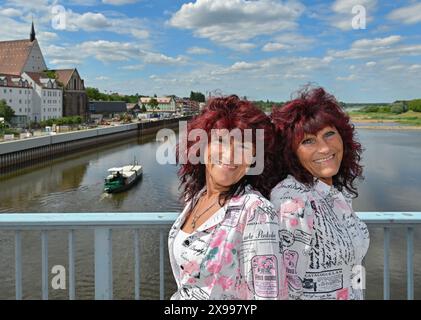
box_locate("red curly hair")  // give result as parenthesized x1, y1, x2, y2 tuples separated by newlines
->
(271, 87, 363, 197)
(177, 95, 277, 204)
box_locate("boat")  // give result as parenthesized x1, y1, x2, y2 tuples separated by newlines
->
(104, 164, 143, 193)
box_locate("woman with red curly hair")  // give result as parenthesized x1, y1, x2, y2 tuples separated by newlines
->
(271, 87, 369, 300)
(168, 95, 287, 300)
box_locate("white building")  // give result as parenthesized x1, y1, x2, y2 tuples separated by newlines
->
(22, 72, 62, 122)
(139, 96, 177, 113)
(0, 23, 64, 124)
(0, 74, 33, 125)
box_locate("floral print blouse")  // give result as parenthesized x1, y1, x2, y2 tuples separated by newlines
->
(270, 175, 370, 300)
(168, 185, 288, 300)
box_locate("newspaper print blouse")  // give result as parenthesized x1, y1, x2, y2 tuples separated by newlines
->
(270, 175, 370, 300)
(168, 185, 288, 300)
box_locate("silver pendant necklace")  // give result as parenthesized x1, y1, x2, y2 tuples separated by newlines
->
(191, 197, 219, 229)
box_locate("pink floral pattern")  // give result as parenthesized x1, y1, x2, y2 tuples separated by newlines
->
(168, 185, 288, 300)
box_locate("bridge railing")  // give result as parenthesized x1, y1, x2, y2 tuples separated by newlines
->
(0, 212, 420, 300)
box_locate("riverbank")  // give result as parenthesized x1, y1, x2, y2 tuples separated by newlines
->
(349, 111, 421, 130)
(0, 117, 189, 173)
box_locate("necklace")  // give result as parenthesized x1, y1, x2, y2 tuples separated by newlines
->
(190, 197, 219, 229)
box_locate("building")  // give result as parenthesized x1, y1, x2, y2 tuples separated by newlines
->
(0, 22, 87, 125)
(22, 72, 63, 122)
(0, 22, 47, 76)
(139, 96, 176, 113)
(175, 97, 200, 115)
(89, 101, 127, 119)
(0, 74, 33, 126)
(53, 69, 88, 118)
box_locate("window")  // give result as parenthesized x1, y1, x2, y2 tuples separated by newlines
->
(19, 90, 22, 94)
(19, 99, 22, 104)
(9, 89, 12, 93)
(3, 89, 5, 93)
(43, 92, 45, 96)
(9, 99, 12, 103)
(19, 108, 22, 112)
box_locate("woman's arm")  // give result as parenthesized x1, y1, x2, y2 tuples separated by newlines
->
(271, 188, 314, 300)
(239, 196, 287, 300)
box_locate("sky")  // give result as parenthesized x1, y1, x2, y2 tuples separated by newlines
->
(0, 0, 420, 103)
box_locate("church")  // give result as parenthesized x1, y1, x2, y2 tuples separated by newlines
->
(0, 23, 88, 126)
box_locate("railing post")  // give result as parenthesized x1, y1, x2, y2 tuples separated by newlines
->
(407, 227, 414, 300)
(383, 227, 390, 300)
(160, 229, 164, 300)
(68, 230, 75, 300)
(41, 231, 48, 300)
(94, 227, 113, 300)
(15, 231, 22, 300)
(134, 229, 140, 300)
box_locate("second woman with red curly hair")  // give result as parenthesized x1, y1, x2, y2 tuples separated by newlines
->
(168, 95, 287, 300)
(271, 87, 370, 300)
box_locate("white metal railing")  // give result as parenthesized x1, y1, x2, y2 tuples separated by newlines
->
(0, 212, 420, 300)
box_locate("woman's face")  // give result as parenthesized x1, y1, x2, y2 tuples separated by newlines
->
(295, 126, 343, 185)
(204, 134, 253, 190)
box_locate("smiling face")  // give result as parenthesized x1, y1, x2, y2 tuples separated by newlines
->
(295, 126, 344, 185)
(204, 134, 253, 190)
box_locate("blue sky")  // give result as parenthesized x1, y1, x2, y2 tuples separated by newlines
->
(0, 0, 420, 102)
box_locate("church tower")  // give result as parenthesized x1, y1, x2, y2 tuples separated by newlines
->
(30, 21, 36, 42)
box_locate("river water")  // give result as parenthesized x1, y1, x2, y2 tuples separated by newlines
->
(0, 128, 420, 299)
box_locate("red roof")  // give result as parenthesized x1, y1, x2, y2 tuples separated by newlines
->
(0, 40, 35, 75)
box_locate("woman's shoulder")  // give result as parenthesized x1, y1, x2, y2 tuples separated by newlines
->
(270, 175, 312, 200)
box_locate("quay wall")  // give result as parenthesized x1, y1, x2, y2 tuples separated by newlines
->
(0, 117, 188, 172)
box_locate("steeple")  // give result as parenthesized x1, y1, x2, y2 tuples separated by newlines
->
(30, 21, 36, 42)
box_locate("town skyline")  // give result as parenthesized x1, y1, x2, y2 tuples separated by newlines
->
(0, 0, 420, 103)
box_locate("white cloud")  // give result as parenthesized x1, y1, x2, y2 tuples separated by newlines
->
(102, 0, 139, 5)
(121, 64, 144, 70)
(328, 35, 421, 60)
(66, 12, 112, 31)
(388, 3, 421, 25)
(168, 0, 305, 50)
(63, 10, 150, 39)
(409, 64, 421, 71)
(143, 52, 188, 65)
(336, 74, 358, 81)
(262, 42, 290, 52)
(366, 61, 376, 67)
(386, 65, 406, 71)
(353, 35, 402, 48)
(262, 33, 314, 52)
(95, 76, 110, 80)
(0, 8, 21, 17)
(46, 40, 188, 66)
(186, 46, 213, 55)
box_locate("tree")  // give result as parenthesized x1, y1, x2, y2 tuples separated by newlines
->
(190, 91, 205, 102)
(141, 104, 147, 113)
(0, 99, 15, 123)
(408, 99, 421, 112)
(148, 98, 159, 112)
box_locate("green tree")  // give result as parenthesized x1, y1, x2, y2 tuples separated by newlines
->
(86, 87, 102, 100)
(408, 99, 421, 112)
(141, 104, 147, 113)
(190, 91, 205, 102)
(0, 99, 15, 123)
(148, 98, 159, 112)
(390, 103, 405, 114)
